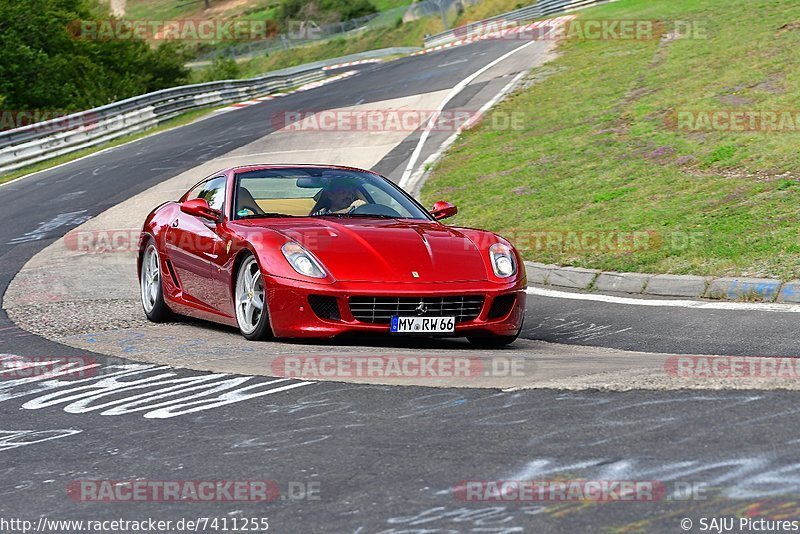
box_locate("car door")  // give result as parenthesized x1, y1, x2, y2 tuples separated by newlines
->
(207, 220, 238, 317)
(165, 176, 227, 309)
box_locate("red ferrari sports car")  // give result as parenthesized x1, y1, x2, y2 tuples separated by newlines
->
(138, 164, 526, 346)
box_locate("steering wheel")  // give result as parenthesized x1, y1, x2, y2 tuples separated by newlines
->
(350, 204, 402, 217)
(236, 186, 265, 217)
(237, 206, 262, 217)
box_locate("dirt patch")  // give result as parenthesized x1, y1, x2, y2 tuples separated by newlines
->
(644, 145, 675, 161)
(717, 94, 755, 106)
(777, 21, 800, 34)
(753, 73, 787, 95)
(593, 127, 627, 136)
(511, 186, 537, 195)
(648, 27, 677, 69)
(685, 166, 800, 184)
(110, 0, 125, 17)
(207, 0, 251, 15)
(675, 154, 698, 166)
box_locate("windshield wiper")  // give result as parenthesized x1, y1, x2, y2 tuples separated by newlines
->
(238, 213, 296, 219)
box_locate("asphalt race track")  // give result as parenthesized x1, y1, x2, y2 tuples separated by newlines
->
(3, 35, 800, 533)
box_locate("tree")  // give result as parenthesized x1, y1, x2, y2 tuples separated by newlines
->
(0, 0, 191, 112)
(279, 0, 377, 24)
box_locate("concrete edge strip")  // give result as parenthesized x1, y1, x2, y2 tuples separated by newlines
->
(524, 261, 800, 304)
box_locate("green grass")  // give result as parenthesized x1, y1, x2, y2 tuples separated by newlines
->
(123, 0, 279, 23)
(0, 108, 215, 186)
(421, 0, 800, 280)
(372, 0, 413, 11)
(454, 0, 528, 25)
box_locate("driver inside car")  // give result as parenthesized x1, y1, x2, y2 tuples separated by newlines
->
(310, 177, 367, 215)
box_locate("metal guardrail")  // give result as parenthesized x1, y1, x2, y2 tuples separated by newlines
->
(423, 0, 614, 47)
(0, 48, 414, 176)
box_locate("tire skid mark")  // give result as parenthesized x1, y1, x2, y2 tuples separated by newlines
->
(0, 429, 83, 452)
(526, 317, 633, 341)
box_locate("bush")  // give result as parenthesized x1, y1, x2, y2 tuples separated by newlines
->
(197, 57, 241, 83)
(279, 0, 377, 24)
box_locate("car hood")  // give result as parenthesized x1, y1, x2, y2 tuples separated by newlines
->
(243, 218, 489, 283)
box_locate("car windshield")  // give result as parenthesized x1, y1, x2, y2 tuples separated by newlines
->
(232, 167, 432, 221)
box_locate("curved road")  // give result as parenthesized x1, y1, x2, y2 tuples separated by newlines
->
(2, 35, 800, 532)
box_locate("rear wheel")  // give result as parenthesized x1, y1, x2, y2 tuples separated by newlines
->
(140, 240, 173, 322)
(234, 254, 273, 341)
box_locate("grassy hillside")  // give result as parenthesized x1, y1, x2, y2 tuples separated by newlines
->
(123, 0, 394, 24)
(232, 16, 440, 78)
(195, 0, 527, 79)
(421, 0, 800, 280)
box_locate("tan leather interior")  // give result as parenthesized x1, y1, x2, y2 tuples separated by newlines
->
(256, 198, 317, 215)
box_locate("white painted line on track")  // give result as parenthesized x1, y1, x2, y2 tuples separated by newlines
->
(404, 70, 526, 197)
(322, 58, 383, 70)
(399, 39, 539, 189)
(527, 286, 800, 313)
(214, 71, 359, 113)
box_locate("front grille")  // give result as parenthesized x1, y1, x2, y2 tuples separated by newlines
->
(308, 295, 340, 321)
(349, 295, 484, 324)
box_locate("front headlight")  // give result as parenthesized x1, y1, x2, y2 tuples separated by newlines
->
(282, 241, 327, 279)
(489, 243, 517, 278)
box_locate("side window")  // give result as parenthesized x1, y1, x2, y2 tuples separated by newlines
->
(190, 177, 226, 212)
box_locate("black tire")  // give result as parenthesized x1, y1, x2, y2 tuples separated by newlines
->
(467, 315, 524, 348)
(234, 253, 274, 341)
(140, 238, 173, 323)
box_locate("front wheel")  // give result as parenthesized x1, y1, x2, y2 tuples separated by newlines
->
(140, 239, 173, 322)
(234, 254, 273, 341)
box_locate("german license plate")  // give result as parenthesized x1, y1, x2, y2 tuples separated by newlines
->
(390, 316, 455, 334)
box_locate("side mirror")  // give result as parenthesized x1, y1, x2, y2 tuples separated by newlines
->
(430, 200, 458, 221)
(180, 198, 222, 222)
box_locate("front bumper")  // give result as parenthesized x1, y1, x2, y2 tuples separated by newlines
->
(264, 277, 526, 339)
